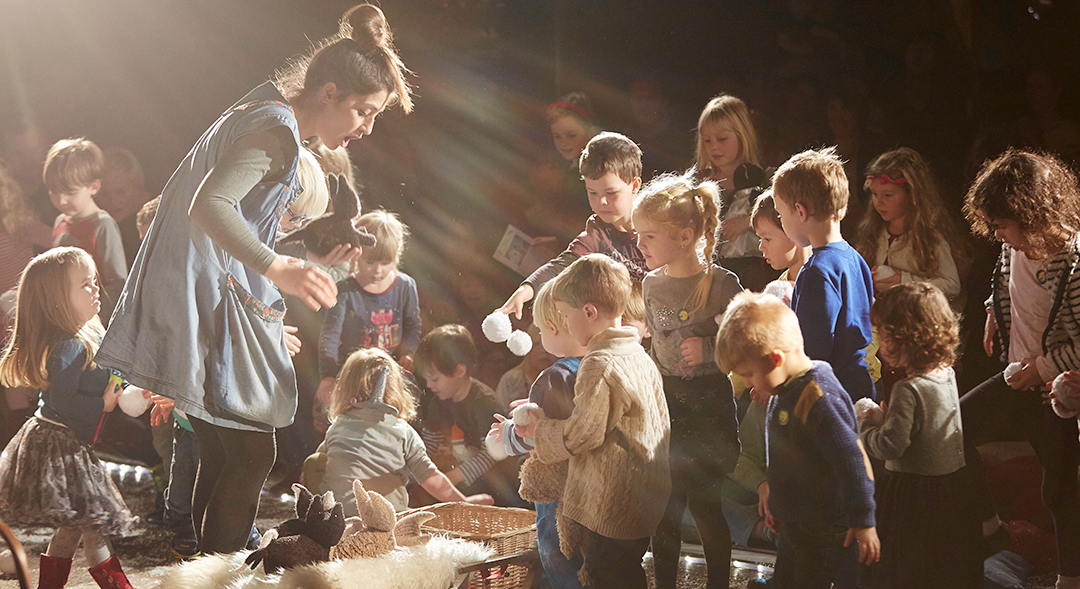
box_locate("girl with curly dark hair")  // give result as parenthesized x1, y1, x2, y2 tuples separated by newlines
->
(858, 282, 981, 588)
(961, 149, 1080, 587)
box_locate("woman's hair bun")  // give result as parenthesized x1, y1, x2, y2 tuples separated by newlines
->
(341, 4, 391, 53)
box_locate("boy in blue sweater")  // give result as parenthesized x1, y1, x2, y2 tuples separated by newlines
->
(771, 147, 875, 401)
(489, 279, 589, 589)
(716, 292, 879, 587)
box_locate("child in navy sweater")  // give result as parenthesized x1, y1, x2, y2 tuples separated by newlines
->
(716, 292, 879, 587)
(771, 147, 875, 402)
(489, 279, 588, 589)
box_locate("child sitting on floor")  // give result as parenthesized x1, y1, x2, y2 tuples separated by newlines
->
(417, 324, 520, 506)
(305, 347, 491, 514)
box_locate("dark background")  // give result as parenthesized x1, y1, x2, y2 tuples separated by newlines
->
(2, 0, 1078, 351)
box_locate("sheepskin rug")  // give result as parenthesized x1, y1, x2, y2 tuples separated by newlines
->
(154, 536, 494, 589)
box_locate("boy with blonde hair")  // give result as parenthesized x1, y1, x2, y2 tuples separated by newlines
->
(515, 254, 669, 589)
(44, 138, 127, 322)
(489, 278, 590, 588)
(771, 147, 875, 401)
(716, 292, 879, 587)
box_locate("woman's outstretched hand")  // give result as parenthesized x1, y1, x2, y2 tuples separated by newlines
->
(266, 255, 337, 311)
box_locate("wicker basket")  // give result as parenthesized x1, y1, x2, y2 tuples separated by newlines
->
(404, 502, 537, 589)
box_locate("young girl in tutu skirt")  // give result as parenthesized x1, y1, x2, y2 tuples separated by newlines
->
(0, 247, 138, 588)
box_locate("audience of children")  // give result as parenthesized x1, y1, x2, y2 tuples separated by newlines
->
(305, 347, 492, 513)
(858, 282, 981, 588)
(962, 150, 1080, 588)
(633, 171, 744, 589)
(43, 138, 128, 323)
(716, 292, 879, 588)
(3, 16, 1080, 586)
(0, 248, 138, 588)
(513, 254, 671, 589)
(772, 147, 876, 402)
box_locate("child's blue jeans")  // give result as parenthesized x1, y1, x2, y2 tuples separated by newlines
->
(771, 520, 859, 589)
(535, 501, 586, 589)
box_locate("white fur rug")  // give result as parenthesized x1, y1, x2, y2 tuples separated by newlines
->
(154, 536, 494, 589)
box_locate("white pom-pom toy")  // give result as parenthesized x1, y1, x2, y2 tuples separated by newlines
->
(762, 280, 794, 306)
(1051, 373, 1080, 418)
(482, 312, 513, 343)
(0, 549, 14, 575)
(118, 385, 152, 417)
(873, 265, 895, 280)
(507, 330, 533, 356)
(511, 402, 543, 425)
(854, 398, 883, 425)
(1003, 362, 1023, 382)
(484, 424, 510, 461)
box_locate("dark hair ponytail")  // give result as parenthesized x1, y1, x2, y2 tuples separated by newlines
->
(274, 4, 413, 113)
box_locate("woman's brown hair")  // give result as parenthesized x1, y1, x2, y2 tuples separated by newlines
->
(275, 4, 413, 114)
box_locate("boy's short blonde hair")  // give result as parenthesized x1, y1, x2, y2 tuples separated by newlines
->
(715, 292, 804, 373)
(43, 138, 104, 194)
(532, 279, 561, 332)
(772, 146, 849, 220)
(355, 209, 408, 264)
(549, 254, 631, 318)
(623, 281, 646, 326)
(578, 132, 642, 184)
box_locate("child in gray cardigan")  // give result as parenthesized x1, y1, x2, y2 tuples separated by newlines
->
(858, 283, 981, 588)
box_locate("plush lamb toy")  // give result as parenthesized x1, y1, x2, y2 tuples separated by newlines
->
(330, 480, 437, 560)
(244, 484, 345, 574)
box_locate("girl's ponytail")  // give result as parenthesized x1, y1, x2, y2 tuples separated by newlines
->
(685, 182, 720, 314)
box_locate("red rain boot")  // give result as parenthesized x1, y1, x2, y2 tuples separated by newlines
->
(87, 555, 134, 589)
(37, 554, 73, 589)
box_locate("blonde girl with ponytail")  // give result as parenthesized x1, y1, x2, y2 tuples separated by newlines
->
(631, 169, 744, 589)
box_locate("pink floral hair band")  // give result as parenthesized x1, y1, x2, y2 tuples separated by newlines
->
(867, 173, 906, 186)
(546, 101, 593, 124)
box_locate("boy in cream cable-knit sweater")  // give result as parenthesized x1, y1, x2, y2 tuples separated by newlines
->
(515, 254, 671, 589)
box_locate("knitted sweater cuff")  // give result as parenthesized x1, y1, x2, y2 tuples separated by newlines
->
(534, 418, 572, 463)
